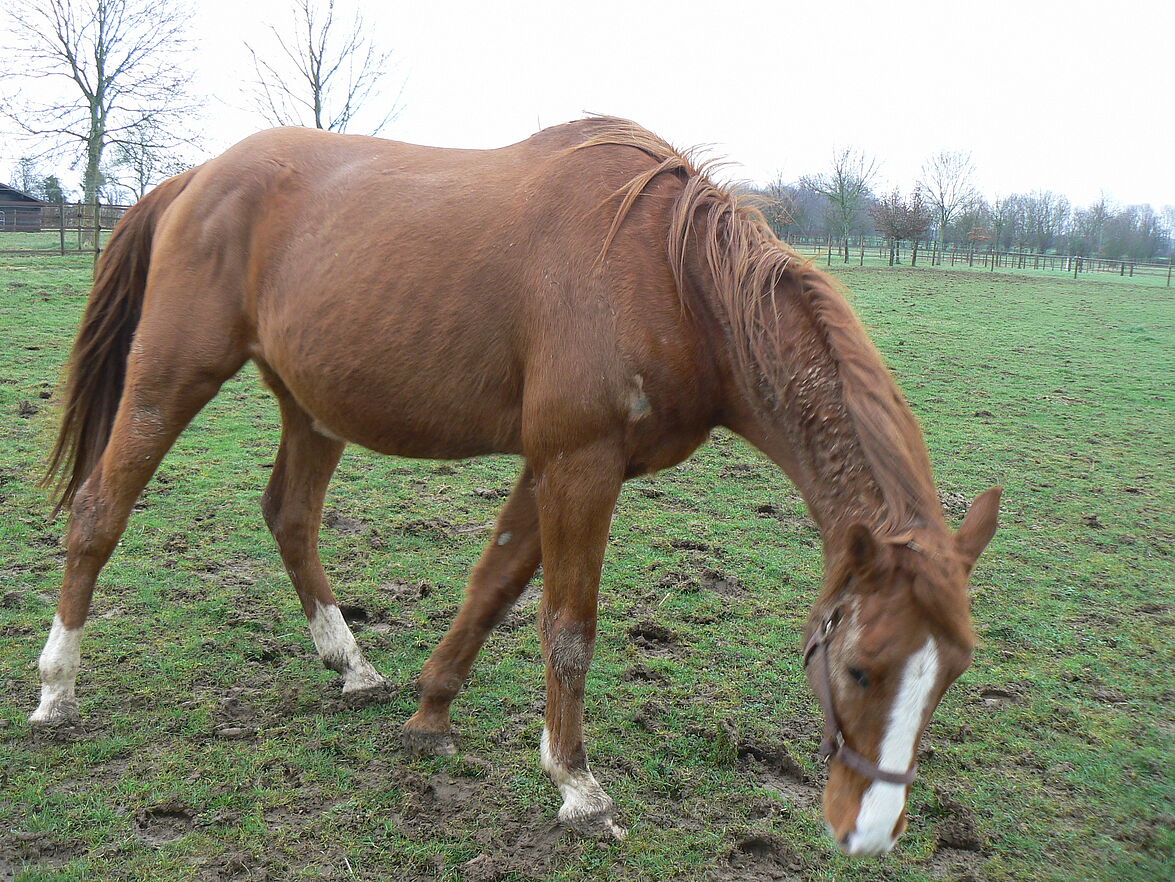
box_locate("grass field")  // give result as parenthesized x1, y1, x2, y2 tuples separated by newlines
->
(1, 254, 1171, 881)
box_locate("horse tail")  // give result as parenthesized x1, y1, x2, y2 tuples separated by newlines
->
(42, 170, 195, 514)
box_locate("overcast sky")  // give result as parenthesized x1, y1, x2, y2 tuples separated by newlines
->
(7, 0, 1175, 208)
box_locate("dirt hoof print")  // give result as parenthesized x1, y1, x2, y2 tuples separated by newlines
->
(135, 800, 195, 845)
(720, 833, 805, 881)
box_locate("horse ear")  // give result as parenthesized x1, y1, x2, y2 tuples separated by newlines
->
(845, 522, 880, 570)
(956, 486, 1002, 567)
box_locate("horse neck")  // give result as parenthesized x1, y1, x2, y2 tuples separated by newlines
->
(717, 268, 942, 541)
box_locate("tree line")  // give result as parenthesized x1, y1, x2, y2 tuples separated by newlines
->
(753, 150, 1173, 264)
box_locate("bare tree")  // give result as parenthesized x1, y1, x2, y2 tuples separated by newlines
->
(110, 119, 194, 200)
(760, 174, 803, 238)
(869, 188, 932, 266)
(2, 0, 195, 220)
(248, 0, 402, 135)
(801, 148, 878, 262)
(919, 150, 978, 263)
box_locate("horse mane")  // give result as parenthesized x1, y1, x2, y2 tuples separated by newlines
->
(571, 117, 941, 539)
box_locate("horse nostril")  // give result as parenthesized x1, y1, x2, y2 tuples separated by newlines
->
(839, 833, 852, 850)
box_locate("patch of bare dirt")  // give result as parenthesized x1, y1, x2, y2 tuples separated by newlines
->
(711, 833, 806, 881)
(627, 620, 681, 657)
(322, 510, 368, 534)
(934, 793, 985, 852)
(699, 568, 744, 598)
(737, 742, 821, 810)
(925, 846, 986, 881)
(135, 799, 196, 845)
(0, 832, 85, 878)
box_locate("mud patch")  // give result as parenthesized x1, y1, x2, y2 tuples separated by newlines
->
(713, 833, 806, 881)
(934, 793, 985, 852)
(977, 686, 1021, 706)
(699, 568, 744, 598)
(380, 579, 434, 603)
(323, 510, 368, 534)
(135, 799, 196, 845)
(925, 846, 986, 881)
(459, 816, 567, 881)
(628, 620, 681, 657)
(622, 662, 669, 684)
(0, 831, 85, 876)
(737, 742, 820, 809)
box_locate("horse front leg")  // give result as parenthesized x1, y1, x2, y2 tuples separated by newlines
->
(403, 467, 541, 755)
(534, 440, 626, 839)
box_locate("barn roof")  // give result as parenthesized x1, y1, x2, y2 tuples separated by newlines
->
(0, 184, 47, 204)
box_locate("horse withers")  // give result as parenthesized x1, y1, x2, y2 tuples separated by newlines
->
(32, 117, 999, 854)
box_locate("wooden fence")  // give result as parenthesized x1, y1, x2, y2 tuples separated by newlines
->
(0, 201, 130, 256)
(785, 234, 1173, 286)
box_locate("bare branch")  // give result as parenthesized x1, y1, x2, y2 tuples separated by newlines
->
(2, 0, 198, 213)
(246, 0, 403, 135)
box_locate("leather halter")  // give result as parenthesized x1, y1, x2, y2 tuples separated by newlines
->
(803, 614, 918, 786)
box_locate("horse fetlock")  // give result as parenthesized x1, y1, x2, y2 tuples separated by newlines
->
(31, 616, 83, 725)
(541, 726, 626, 839)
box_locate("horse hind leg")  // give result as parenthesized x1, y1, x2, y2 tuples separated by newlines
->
(403, 467, 542, 755)
(31, 330, 245, 724)
(259, 372, 388, 701)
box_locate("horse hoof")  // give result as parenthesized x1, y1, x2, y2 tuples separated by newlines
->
(340, 678, 394, 708)
(559, 804, 628, 841)
(401, 722, 459, 757)
(29, 698, 81, 728)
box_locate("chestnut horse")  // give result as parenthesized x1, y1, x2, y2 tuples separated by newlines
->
(32, 118, 999, 855)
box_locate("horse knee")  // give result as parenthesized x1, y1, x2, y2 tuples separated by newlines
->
(547, 621, 595, 688)
(66, 477, 123, 560)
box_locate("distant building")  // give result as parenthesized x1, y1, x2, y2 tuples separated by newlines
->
(0, 184, 47, 231)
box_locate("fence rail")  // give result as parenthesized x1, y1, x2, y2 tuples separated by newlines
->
(0, 201, 130, 256)
(784, 234, 1173, 285)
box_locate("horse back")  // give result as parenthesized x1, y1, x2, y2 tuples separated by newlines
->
(146, 123, 724, 467)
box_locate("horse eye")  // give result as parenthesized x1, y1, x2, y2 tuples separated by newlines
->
(848, 667, 870, 688)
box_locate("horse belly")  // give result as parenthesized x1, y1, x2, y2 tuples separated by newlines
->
(260, 312, 525, 459)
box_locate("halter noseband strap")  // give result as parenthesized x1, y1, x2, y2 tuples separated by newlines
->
(803, 616, 918, 787)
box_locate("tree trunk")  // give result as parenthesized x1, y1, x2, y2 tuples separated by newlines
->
(81, 136, 103, 248)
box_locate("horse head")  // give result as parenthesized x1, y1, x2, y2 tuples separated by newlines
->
(805, 487, 1001, 856)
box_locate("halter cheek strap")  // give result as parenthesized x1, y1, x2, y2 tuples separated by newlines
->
(803, 617, 918, 787)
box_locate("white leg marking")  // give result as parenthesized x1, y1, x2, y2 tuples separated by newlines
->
(845, 637, 940, 857)
(30, 615, 83, 723)
(308, 601, 386, 693)
(540, 727, 626, 839)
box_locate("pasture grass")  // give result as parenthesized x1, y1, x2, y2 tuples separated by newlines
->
(1, 254, 1171, 880)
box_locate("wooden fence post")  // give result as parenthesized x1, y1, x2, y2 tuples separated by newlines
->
(58, 198, 66, 255)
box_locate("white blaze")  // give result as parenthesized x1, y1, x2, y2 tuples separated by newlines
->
(844, 637, 940, 857)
